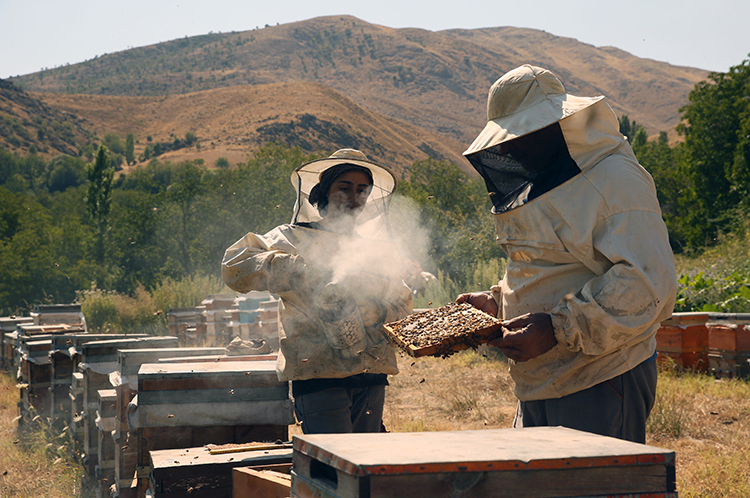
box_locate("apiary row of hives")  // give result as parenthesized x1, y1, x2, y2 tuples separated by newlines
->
(1, 299, 293, 498)
(2, 300, 689, 498)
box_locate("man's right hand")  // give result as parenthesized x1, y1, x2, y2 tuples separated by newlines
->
(455, 292, 498, 318)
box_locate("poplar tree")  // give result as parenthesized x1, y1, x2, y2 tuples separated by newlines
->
(86, 145, 114, 263)
(125, 133, 135, 165)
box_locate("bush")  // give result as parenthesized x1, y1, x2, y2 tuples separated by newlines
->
(78, 275, 225, 335)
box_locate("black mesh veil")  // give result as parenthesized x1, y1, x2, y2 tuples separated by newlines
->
(466, 145, 538, 214)
(466, 143, 582, 214)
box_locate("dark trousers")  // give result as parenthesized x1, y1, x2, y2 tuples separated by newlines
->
(513, 359, 658, 443)
(294, 384, 385, 434)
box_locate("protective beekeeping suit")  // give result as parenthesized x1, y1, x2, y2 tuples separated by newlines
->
(222, 148, 412, 434)
(458, 65, 677, 443)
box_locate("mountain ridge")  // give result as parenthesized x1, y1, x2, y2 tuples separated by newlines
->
(9, 15, 708, 146)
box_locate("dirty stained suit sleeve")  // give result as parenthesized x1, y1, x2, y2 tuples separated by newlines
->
(221, 230, 304, 295)
(549, 210, 677, 356)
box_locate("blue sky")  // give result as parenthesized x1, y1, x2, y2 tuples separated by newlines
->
(1, 0, 748, 79)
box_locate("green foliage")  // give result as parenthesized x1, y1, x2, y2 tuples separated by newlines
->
(86, 145, 114, 264)
(618, 114, 647, 148)
(138, 132, 198, 161)
(46, 155, 87, 193)
(78, 274, 225, 334)
(125, 133, 135, 165)
(103, 133, 124, 155)
(676, 59, 750, 247)
(674, 226, 750, 312)
(398, 158, 504, 286)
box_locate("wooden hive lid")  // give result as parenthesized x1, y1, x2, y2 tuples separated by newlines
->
(293, 427, 675, 476)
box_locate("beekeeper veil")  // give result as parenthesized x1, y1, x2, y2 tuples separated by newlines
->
(291, 149, 397, 240)
(463, 65, 608, 213)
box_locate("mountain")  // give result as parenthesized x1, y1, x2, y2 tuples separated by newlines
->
(32, 81, 468, 173)
(0, 79, 92, 158)
(10, 16, 708, 146)
(5, 16, 708, 166)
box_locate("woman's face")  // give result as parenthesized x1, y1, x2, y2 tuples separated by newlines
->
(326, 170, 373, 217)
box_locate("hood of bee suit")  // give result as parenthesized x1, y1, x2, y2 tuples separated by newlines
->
(290, 149, 398, 239)
(463, 64, 628, 214)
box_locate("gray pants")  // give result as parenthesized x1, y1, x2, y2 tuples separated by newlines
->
(514, 359, 657, 443)
(294, 385, 385, 434)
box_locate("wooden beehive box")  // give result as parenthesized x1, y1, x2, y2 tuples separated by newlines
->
(3, 332, 19, 370)
(31, 303, 86, 327)
(18, 337, 52, 385)
(656, 312, 710, 371)
(132, 360, 292, 475)
(135, 360, 293, 429)
(112, 347, 227, 495)
(150, 445, 293, 498)
(291, 427, 677, 498)
(80, 336, 179, 475)
(707, 315, 750, 352)
(707, 314, 750, 378)
(233, 464, 292, 498)
(0, 316, 33, 369)
(114, 347, 227, 427)
(96, 388, 117, 484)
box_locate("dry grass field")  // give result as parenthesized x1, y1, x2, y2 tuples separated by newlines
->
(1, 350, 749, 497)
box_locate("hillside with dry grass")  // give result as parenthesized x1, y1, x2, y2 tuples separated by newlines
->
(9, 15, 708, 145)
(31, 81, 468, 174)
(0, 79, 92, 159)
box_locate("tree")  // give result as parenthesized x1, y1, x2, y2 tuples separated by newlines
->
(86, 145, 115, 264)
(125, 133, 135, 165)
(618, 115, 647, 148)
(103, 133, 125, 155)
(47, 155, 87, 193)
(677, 58, 750, 246)
(398, 158, 503, 284)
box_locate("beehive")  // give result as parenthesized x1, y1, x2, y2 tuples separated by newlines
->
(150, 444, 292, 498)
(656, 312, 710, 371)
(132, 360, 293, 492)
(80, 336, 179, 475)
(291, 427, 677, 498)
(0, 316, 33, 369)
(707, 314, 750, 378)
(111, 347, 227, 495)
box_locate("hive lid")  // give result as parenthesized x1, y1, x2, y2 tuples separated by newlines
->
(293, 427, 675, 477)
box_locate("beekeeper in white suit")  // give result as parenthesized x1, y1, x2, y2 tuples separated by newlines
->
(222, 149, 412, 434)
(457, 65, 677, 443)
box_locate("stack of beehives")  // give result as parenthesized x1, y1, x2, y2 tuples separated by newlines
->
(187, 292, 279, 349)
(0, 316, 33, 370)
(110, 347, 225, 497)
(655, 312, 750, 377)
(16, 322, 86, 425)
(1, 294, 296, 498)
(706, 314, 750, 377)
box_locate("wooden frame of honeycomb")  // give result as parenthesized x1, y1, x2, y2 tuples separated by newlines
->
(384, 303, 502, 358)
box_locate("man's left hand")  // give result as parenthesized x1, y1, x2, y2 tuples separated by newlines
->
(489, 313, 557, 362)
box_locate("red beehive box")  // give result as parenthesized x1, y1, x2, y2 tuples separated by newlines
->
(656, 312, 710, 371)
(708, 323, 750, 352)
